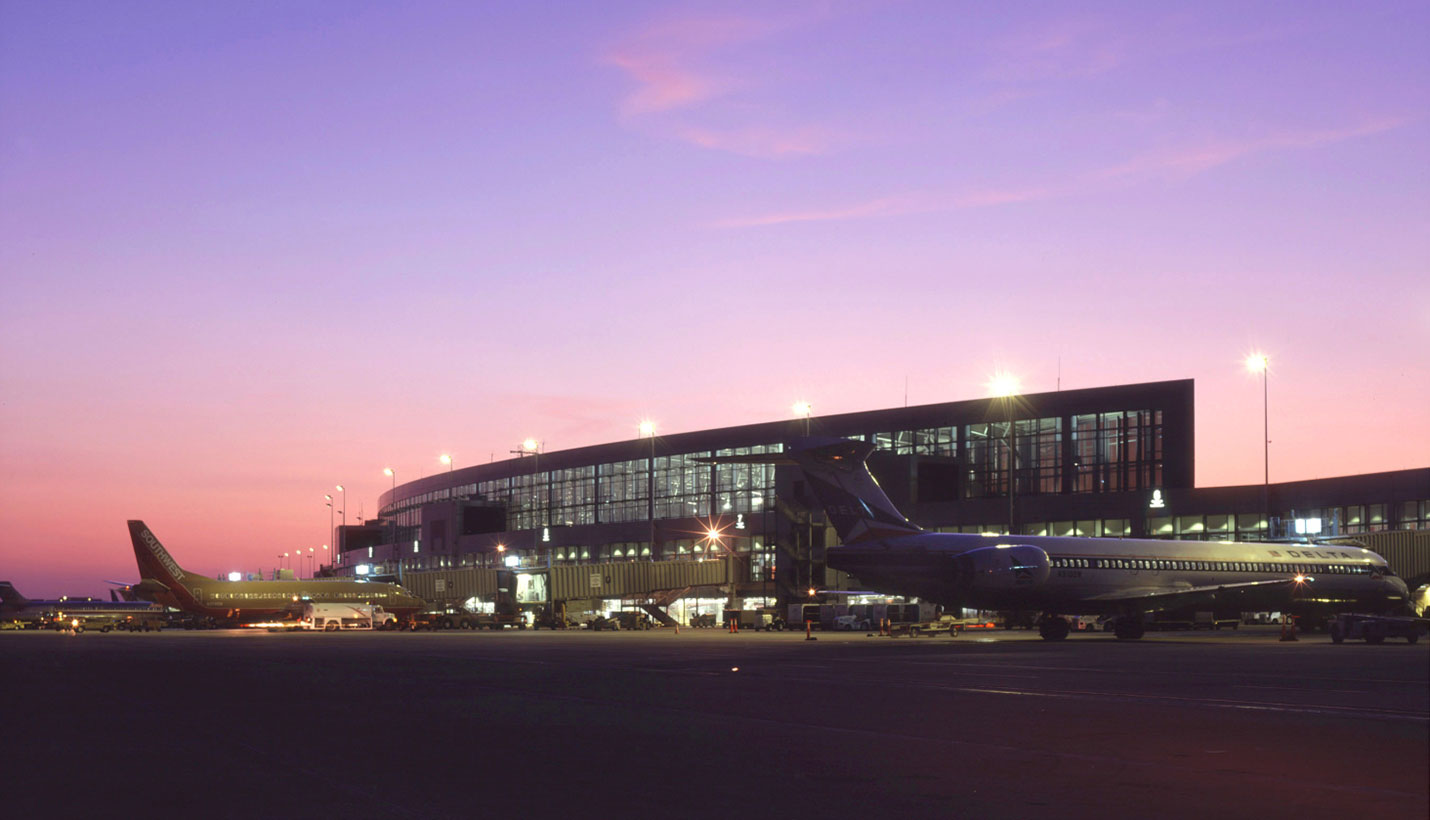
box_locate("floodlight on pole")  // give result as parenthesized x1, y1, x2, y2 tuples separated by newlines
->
(335, 484, 346, 541)
(1245, 352, 1271, 535)
(986, 371, 1021, 398)
(792, 400, 812, 435)
(439, 453, 452, 470)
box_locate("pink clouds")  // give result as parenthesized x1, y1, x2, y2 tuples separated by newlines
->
(603, 12, 841, 158)
(678, 123, 836, 158)
(604, 17, 770, 117)
(1089, 118, 1409, 183)
(712, 116, 1407, 228)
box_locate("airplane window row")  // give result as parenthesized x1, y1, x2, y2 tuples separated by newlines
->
(212, 590, 390, 601)
(1048, 557, 1381, 575)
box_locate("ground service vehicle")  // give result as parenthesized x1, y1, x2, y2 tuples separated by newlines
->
(119, 614, 166, 631)
(302, 603, 395, 631)
(1328, 613, 1423, 644)
(611, 611, 653, 630)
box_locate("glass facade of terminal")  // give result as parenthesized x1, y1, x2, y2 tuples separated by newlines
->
(356, 382, 1422, 576)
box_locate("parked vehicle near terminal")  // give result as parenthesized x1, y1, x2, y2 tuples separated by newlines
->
(610, 611, 653, 630)
(302, 603, 395, 631)
(48, 614, 124, 633)
(1328, 613, 1423, 644)
(119, 614, 165, 632)
(410, 605, 525, 630)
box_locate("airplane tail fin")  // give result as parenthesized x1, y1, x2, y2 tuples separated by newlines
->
(127, 521, 212, 593)
(0, 581, 28, 611)
(705, 438, 922, 544)
(784, 438, 923, 544)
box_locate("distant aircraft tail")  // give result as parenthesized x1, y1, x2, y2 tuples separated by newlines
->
(0, 581, 28, 612)
(127, 521, 212, 608)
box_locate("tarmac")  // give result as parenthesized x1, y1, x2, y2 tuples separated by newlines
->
(6, 625, 1426, 819)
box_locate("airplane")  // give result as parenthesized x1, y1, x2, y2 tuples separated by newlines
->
(0, 581, 166, 627)
(716, 438, 1412, 640)
(125, 520, 427, 625)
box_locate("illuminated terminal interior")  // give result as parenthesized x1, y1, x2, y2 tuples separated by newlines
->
(327, 380, 1428, 621)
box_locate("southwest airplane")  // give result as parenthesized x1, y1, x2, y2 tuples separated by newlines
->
(726, 439, 1411, 640)
(126, 520, 426, 624)
(1, 581, 165, 625)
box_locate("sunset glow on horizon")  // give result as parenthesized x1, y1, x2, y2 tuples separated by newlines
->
(2, 1, 1426, 596)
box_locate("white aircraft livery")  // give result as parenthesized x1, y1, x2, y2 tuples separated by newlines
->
(717, 438, 1411, 640)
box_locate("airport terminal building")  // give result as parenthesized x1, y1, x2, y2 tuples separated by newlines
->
(331, 380, 1429, 619)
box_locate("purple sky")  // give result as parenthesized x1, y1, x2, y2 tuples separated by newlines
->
(3, 1, 1427, 595)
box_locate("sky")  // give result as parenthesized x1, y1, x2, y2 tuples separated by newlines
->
(2, 0, 1426, 596)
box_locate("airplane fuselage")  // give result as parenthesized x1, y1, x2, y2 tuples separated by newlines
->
(137, 578, 426, 621)
(828, 532, 1409, 616)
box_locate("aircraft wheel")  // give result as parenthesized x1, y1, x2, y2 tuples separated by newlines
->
(101, 626, 112, 633)
(1038, 617, 1069, 641)
(1114, 619, 1144, 640)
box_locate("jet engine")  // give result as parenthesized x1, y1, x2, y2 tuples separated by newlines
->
(956, 545, 1051, 590)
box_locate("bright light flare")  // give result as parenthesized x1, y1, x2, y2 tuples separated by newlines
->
(638, 419, 656, 437)
(383, 467, 394, 477)
(439, 453, 452, 465)
(791, 400, 812, 418)
(986, 371, 1020, 398)
(522, 438, 539, 452)
(1244, 352, 1269, 374)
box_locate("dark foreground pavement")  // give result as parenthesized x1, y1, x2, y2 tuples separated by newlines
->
(6, 626, 1426, 819)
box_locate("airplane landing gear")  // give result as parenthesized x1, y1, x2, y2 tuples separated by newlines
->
(1113, 616, 1145, 640)
(1038, 615, 1070, 641)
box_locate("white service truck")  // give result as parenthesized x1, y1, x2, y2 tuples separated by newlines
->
(301, 603, 397, 631)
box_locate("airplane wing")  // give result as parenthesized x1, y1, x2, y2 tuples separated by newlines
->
(1078, 578, 1301, 612)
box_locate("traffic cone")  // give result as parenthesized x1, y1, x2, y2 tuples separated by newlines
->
(1279, 615, 1298, 642)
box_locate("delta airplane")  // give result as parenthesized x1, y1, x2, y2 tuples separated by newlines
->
(0, 581, 165, 625)
(722, 439, 1411, 640)
(126, 520, 426, 624)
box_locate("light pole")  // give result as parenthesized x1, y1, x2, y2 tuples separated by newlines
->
(987, 372, 1021, 534)
(792, 400, 812, 436)
(324, 495, 334, 561)
(640, 420, 656, 559)
(383, 467, 397, 559)
(1245, 353, 1271, 537)
(708, 526, 736, 614)
(335, 484, 346, 554)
